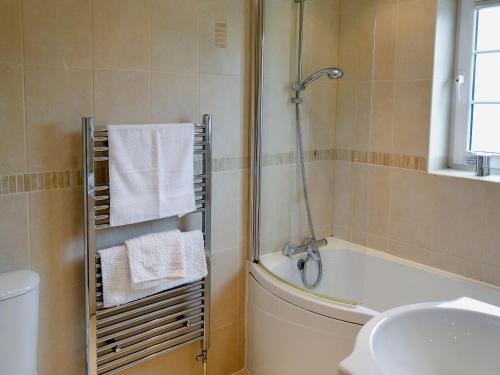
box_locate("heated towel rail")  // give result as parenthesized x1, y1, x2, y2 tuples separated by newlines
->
(83, 116, 212, 375)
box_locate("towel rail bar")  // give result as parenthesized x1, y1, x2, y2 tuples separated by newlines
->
(96, 331, 204, 375)
(96, 310, 204, 346)
(83, 115, 212, 375)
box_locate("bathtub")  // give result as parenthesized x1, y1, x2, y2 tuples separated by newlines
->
(246, 237, 500, 375)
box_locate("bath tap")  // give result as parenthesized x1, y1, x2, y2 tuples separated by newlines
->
(282, 238, 327, 258)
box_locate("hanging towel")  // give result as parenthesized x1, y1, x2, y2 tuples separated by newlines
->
(98, 230, 208, 308)
(125, 229, 186, 284)
(108, 123, 196, 227)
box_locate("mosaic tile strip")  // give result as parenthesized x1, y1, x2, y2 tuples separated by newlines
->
(0, 169, 82, 195)
(0, 152, 426, 196)
(0, 156, 251, 196)
(333, 149, 427, 171)
(213, 156, 249, 172)
(262, 148, 427, 171)
(262, 149, 333, 167)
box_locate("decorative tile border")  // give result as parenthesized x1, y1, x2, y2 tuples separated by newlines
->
(213, 156, 249, 172)
(333, 149, 427, 171)
(262, 149, 333, 167)
(0, 156, 251, 196)
(262, 148, 427, 171)
(0, 151, 426, 196)
(0, 169, 82, 195)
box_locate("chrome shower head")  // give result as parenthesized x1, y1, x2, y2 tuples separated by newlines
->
(297, 67, 344, 91)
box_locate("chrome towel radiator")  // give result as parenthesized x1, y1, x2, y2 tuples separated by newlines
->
(82, 116, 212, 375)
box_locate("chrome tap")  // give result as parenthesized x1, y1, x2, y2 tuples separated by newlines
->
(282, 238, 327, 258)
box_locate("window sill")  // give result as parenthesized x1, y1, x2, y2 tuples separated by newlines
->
(430, 167, 500, 184)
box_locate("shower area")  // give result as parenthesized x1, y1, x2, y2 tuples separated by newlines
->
(250, 0, 376, 292)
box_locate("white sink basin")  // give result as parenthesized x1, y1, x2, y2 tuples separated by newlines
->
(339, 298, 500, 375)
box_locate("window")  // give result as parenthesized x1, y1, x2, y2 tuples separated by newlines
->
(451, 0, 500, 170)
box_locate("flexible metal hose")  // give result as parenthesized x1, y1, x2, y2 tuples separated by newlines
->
(294, 0, 322, 289)
(300, 247, 323, 290)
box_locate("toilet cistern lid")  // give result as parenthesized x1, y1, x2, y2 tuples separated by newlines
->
(0, 270, 40, 301)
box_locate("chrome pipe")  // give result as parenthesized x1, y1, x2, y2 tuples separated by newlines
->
(249, 0, 265, 262)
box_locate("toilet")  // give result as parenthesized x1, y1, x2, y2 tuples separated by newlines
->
(0, 270, 40, 375)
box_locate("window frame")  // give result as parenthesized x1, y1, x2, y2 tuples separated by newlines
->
(450, 0, 500, 171)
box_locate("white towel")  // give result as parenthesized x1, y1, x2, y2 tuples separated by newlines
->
(98, 230, 208, 308)
(126, 230, 186, 285)
(108, 123, 196, 227)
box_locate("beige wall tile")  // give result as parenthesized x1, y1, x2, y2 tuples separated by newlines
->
(431, 176, 485, 260)
(262, 77, 296, 154)
(260, 165, 304, 243)
(357, 11, 376, 81)
(304, 161, 334, 232)
(373, 4, 397, 80)
(93, 0, 149, 70)
(393, 80, 432, 157)
(212, 248, 241, 329)
(150, 72, 199, 123)
(350, 163, 369, 234)
(93, 69, 149, 125)
(395, 0, 436, 80)
(366, 164, 391, 237)
(23, 0, 91, 68)
(263, 0, 294, 80)
(429, 249, 482, 280)
(340, 0, 376, 14)
(118, 364, 152, 375)
(481, 183, 500, 268)
(371, 81, 395, 153)
(332, 160, 353, 228)
(29, 189, 83, 299)
(482, 264, 500, 288)
(207, 321, 245, 375)
(303, 0, 339, 74)
(0, 194, 29, 272)
(150, 342, 202, 375)
(37, 284, 86, 375)
(199, 0, 245, 76)
(332, 224, 350, 241)
(301, 80, 337, 150)
(389, 169, 434, 248)
(338, 11, 358, 82)
(211, 170, 243, 252)
(200, 74, 244, 158)
(338, 10, 375, 81)
(24, 66, 92, 171)
(386, 239, 432, 266)
(353, 81, 372, 151)
(0, 63, 25, 174)
(0, 0, 22, 63)
(150, 0, 199, 74)
(334, 81, 356, 149)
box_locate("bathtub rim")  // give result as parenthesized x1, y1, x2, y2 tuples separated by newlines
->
(250, 236, 500, 325)
(247, 260, 376, 325)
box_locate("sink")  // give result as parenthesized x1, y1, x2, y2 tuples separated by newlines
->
(339, 297, 500, 375)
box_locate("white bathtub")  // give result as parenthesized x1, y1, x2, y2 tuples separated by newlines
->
(246, 237, 500, 375)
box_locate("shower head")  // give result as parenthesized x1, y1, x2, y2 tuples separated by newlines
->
(297, 67, 344, 91)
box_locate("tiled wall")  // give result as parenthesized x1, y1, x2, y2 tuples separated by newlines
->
(0, 0, 249, 374)
(333, 0, 500, 287)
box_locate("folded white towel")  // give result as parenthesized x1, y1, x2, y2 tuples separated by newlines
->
(98, 230, 208, 308)
(126, 229, 186, 285)
(108, 123, 196, 227)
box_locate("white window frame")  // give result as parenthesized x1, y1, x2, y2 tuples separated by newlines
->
(451, 0, 500, 171)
